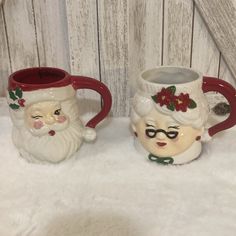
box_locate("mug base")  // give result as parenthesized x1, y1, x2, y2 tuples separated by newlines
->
(17, 148, 75, 164)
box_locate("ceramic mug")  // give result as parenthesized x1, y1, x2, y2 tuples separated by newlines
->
(7, 67, 112, 163)
(131, 66, 236, 165)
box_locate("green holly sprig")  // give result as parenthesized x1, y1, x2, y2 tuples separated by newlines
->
(8, 87, 25, 110)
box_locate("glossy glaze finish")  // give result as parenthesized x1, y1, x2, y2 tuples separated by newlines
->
(131, 66, 236, 165)
(203, 76, 236, 136)
(7, 67, 112, 163)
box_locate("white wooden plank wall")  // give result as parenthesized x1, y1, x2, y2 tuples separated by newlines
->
(0, 0, 235, 116)
(33, 0, 70, 70)
(195, 0, 236, 80)
(0, 3, 10, 94)
(191, 3, 220, 76)
(129, 0, 163, 95)
(191, 2, 220, 108)
(98, 0, 129, 116)
(66, 0, 101, 116)
(3, 0, 39, 70)
(163, 0, 193, 66)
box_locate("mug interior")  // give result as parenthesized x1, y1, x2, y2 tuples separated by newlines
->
(12, 67, 66, 85)
(141, 67, 199, 84)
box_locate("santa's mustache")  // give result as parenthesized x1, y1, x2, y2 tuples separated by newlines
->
(28, 119, 69, 137)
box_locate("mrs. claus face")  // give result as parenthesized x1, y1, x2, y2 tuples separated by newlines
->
(24, 101, 69, 136)
(133, 108, 202, 157)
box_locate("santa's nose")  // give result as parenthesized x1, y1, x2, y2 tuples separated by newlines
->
(44, 115, 56, 125)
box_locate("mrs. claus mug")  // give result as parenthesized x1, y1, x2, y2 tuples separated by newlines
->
(7, 67, 112, 163)
(131, 66, 236, 165)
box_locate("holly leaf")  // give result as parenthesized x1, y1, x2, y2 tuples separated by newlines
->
(151, 95, 158, 103)
(15, 87, 23, 98)
(188, 99, 197, 109)
(9, 103, 20, 110)
(167, 102, 175, 111)
(167, 86, 176, 95)
(9, 91, 17, 101)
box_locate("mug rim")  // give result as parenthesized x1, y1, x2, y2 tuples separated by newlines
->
(140, 66, 203, 86)
(8, 67, 71, 92)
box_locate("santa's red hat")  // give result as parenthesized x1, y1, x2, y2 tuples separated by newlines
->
(7, 67, 98, 142)
(7, 67, 75, 110)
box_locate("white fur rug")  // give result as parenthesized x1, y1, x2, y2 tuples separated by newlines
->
(0, 98, 236, 236)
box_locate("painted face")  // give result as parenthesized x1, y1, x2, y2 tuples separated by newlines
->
(133, 109, 203, 157)
(25, 101, 69, 136)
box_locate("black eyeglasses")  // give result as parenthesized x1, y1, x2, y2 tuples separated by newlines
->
(145, 125, 179, 139)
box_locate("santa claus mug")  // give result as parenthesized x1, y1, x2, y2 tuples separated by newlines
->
(131, 66, 236, 165)
(7, 67, 112, 163)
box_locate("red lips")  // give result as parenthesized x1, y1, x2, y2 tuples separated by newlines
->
(157, 142, 167, 147)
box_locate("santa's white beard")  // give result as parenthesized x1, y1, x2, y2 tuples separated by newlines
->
(13, 120, 84, 163)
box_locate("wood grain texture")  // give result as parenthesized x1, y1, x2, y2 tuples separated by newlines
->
(191, 6, 236, 110)
(191, 6, 220, 76)
(208, 56, 236, 108)
(163, 0, 193, 66)
(3, 0, 39, 70)
(194, 0, 236, 81)
(219, 57, 236, 87)
(204, 58, 235, 108)
(98, 0, 130, 116)
(66, 0, 101, 116)
(1, 0, 235, 117)
(129, 0, 163, 95)
(191, 6, 221, 109)
(0, 5, 11, 96)
(33, 0, 70, 71)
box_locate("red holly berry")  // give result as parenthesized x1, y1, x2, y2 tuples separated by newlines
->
(18, 99, 25, 107)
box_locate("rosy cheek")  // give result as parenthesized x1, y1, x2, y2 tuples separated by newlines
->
(33, 120, 44, 129)
(57, 115, 67, 123)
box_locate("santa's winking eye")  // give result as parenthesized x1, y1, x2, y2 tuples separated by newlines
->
(31, 115, 43, 119)
(54, 109, 61, 115)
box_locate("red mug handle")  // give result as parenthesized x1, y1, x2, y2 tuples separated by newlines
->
(202, 76, 236, 137)
(70, 76, 112, 128)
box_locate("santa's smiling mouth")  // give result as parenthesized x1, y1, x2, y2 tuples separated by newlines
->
(48, 130, 56, 136)
(157, 142, 167, 147)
